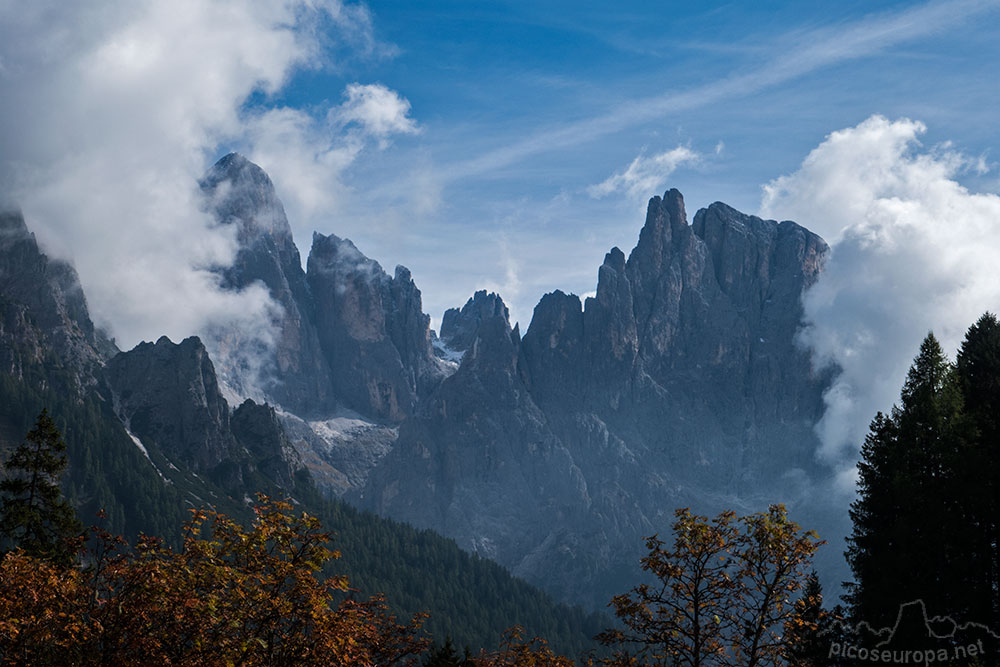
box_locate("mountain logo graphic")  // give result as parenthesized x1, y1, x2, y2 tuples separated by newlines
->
(822, 600, 1000, 663)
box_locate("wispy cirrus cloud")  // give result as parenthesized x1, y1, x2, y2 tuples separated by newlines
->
(442, 0, 1000, 182)
(588, 146, 699, 199)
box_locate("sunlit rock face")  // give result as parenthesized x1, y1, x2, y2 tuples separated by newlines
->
(307, 232, 444, 423)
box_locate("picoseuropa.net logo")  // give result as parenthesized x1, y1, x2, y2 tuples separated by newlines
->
(829, 639, 985, 663)
(823, 600, 1000, 664)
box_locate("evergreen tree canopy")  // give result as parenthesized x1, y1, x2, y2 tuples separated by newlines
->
(0, 409, 83, 565)
(784, 570, 838, 667)
(956, 312, 1000, 629)
(423, 637, 475, 666)
(847, 322, 1000, 651)
(846, 334, 968, 637)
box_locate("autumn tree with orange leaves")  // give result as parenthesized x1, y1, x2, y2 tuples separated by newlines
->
(471, 626, 574, 667)
(0, 496, 429, 666)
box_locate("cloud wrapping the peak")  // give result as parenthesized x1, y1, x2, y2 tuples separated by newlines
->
(244, 82, 419, 231)
(589, 146, 699, 200)
(761, 115, 1000, 486)
(0, 0, 414, 365)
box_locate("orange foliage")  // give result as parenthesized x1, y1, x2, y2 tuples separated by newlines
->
(0, 496, 428, 666)
(472, 626, 574, 667)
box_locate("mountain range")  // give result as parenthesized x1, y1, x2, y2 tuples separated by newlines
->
(1, 154, 845, 616)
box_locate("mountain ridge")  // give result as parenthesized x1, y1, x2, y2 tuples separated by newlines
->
(0, 199, 608, 654)
(3, 154, 842, 613)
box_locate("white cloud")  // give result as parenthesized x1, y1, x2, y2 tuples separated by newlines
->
(761, 115, 1000, 480)
(0, 0, 416, 361)
(589, 146, 699, 199)
(331, 82, 420, 141)
(244, 84, 419, 233)
(243, 107, 363, 227)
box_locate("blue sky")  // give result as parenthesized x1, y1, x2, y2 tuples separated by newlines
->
(3, 0, 1000, 476)
(237, 0, 1000, 329)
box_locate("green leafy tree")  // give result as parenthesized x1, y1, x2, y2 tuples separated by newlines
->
(0, 409, 83, 565)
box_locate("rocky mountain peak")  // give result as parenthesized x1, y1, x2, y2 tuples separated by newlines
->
(0, 210, 116, 391)
(463, 314, 519, 374)
(104, 335, 241, 482)
(308, 232, 391, 342)
(309, 232, 388, 286)
(307, 232, 440, 422)
(200, 153, 292, 243)
(362, 188, 835, 608)
(0, 207, 28, 241)
(628, 188, 688, 268)
(200, 156, 335, 417)
(691, 201, 828, 321)
(440, 290, 510, 352)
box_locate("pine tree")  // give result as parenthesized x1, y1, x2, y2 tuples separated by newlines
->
(845, 333, 971, 640)
(785, 571, 832, 666)
(0, 409, 83, 565)
(956, 312, 1000, 628)
(844, 411, 900, 627)
(423, 637, 475, 666)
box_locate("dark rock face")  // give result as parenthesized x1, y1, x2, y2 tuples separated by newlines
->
(360, 190, 832, 607)
(104, 335, 303, 491)
(200, 154, 334, 416)
(439, 290, 510, 352)
(0, 210, 116, 392)
(307, 232, 442, 422)
(362, 314, 596, 577)
(104, 336, 241, 482)
(0, 301, 45, 384)
(230, 399, 303, 490)
(4, 162, 840, 611)
(194, 155, 449, 496)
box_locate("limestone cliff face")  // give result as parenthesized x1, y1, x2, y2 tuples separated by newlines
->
(362, 314, 598, 580)
(103, 335, 302, 490)
(360, 190, 832, 607)
(523, 192, 829, 486)
(0, 210, 117, 393)
(307, 232, 442, 422)
(230, 399, 304, 491)
(3, 167, 840, 610)
(439, 290, 510, 352)
(104, 336, 242, 482)
(196, 155, 447, 494)
(201, 154, 445, 424)
(201, 154, 334, 416)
